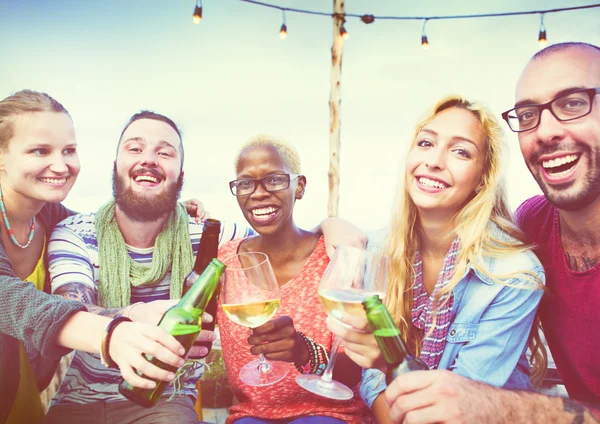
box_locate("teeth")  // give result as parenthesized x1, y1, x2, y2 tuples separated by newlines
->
(542, 154, 578, 169)
(252, 207, 277, 216)
(39, 177, 67, 184)
(135, 175, 159, 183)
(418, 177, 446, 189)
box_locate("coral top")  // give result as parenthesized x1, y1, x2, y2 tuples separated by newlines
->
(217, 237, 371, 423)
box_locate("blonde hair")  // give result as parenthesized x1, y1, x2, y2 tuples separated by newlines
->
(0, 90, 70, 150)
(234, 134, 301, 173)
(384, 95, 547, 384)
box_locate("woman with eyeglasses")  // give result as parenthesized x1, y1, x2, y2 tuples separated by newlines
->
(326, 96, 547, 423)
(216, 135, 372, 424)
(0, 90, 193, 423)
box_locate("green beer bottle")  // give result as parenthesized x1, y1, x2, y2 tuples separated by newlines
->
(119, 258, 226, 407)
(362, 295, 428, 385)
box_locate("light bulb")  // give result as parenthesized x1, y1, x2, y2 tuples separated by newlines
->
(538, 30, 547, 48)
(193, 5, 202, 24)
(340, 25, 348, 40)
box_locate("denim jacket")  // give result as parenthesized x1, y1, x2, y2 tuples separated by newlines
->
(360, 224, 545, 408)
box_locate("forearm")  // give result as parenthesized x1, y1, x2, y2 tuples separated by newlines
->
(503, 390, 599, 423)
(55, 282, 127, 318)
(372, 393, 393, 424)
(332, 353, 362, 387)
(468, 383, 599, 423)
(55, 311, 110, 353)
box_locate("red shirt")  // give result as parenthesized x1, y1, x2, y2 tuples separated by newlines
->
(217, 237, 372, 423)
(516, 195, 600, 402)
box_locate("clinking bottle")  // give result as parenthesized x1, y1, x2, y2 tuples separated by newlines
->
(183, 219, 221, 358)
(118, 258, 225, 408)
(362, 294, 428, 385)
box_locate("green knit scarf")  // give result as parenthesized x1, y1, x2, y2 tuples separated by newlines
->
(95, 200, 194, 308)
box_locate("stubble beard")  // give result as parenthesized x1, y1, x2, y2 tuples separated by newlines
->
(527, 142, 600, 211)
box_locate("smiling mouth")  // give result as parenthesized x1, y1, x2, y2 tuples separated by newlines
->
(251, 206, 279, 219)
(541, 154, 580, 176)
(134, 175, 160, 183)
(38, 177, 68, 185)
(418, 177, 449, 189)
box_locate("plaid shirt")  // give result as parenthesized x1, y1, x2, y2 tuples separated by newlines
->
(412, 236, 460, 369)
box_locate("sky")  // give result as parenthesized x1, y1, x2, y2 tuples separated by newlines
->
(1, 0, 599, 232)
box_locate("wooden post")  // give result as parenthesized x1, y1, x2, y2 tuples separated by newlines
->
(328, 0, 345, 217)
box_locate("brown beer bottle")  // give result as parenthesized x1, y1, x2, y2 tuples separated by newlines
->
(183, 219, 221, 358)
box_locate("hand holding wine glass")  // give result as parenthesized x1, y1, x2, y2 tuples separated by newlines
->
(221, 252, 289, 386)
(247, 316, 309, 363)
(296, 245, 388, 400)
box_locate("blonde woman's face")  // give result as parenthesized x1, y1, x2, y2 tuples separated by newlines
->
(0, 112, 80, 204)
(406, 107, 487, 217)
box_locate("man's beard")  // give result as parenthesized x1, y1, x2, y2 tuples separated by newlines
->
(112, 164, 183, 222)
(526, 142, 600, 211)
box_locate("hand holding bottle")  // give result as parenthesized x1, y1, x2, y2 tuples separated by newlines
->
(325, 312, 386, 371)
(119, 259, 225, 407)
(109, 321, 186, 389)
(247, 316, 309, 363)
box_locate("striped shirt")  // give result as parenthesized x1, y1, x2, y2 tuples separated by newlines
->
(47, 212, 253, 405)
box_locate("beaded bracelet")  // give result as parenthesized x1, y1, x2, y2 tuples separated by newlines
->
(100, 316, 132, 368)
(294, 332, 329, 376)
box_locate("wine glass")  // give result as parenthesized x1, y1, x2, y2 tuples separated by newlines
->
(220, 252, 288, 386)
(296, 245, 388, 400)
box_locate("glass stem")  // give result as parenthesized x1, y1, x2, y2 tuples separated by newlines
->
(257, 354, 271, 373)
(320, 335, 341, 384)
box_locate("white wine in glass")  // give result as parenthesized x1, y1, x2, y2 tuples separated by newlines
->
(296, 245, 388, 400)
(221, 252, 288, 386)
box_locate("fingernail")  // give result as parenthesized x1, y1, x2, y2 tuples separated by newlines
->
(178, 359, 185, 367)
(199, 348, 208, 356)
(179, 348, 185, 355)
(167, 373, 176, 381)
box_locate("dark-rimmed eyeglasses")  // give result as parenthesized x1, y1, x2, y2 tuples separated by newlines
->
(229, 173, 301, 196)
(502, 87, 600, 133)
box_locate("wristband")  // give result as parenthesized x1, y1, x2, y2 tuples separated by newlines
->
(100, 316, 132, 368)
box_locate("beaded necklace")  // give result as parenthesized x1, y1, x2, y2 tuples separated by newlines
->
(0, 185, 36, 249)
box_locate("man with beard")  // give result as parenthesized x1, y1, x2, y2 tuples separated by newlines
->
(381, 43, 600, 423)
(43, 111, 254, 423)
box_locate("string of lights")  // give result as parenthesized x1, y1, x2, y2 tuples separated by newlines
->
(192, 1, 600, 49)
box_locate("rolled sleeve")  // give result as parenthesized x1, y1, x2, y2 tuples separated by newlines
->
(360, 367, 387, 408)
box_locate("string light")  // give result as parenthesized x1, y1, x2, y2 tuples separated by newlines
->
(421, 19, 429, 51)
(280, 10, 287, 39)
(193, 0, 203, 24)
(340, 24, 348, 40)
(538, 13, 547, 48)
(232, 0, 600, 48)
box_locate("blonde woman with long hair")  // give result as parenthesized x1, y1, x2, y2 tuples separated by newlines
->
(328, 95, 546, 423)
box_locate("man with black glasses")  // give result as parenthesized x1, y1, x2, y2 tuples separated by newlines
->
(383, 42, 600, 423)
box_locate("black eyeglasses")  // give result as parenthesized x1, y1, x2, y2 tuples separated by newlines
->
(229, 173, 301, 196)
(502, 87, 600, 133)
